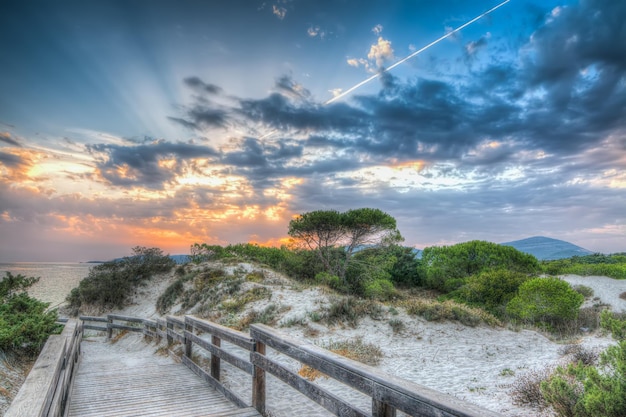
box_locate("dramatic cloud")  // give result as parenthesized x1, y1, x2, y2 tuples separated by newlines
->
(89, 141, 218, 189)
(1, 0, 624, 261)
(0, 132, 21, 147)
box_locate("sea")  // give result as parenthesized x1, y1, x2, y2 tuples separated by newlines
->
(0, 262, 96, 309)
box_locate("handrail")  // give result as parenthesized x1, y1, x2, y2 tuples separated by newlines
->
(5, 319, 83, 417)
(65, 314, 503, 417)
(250, 323, 502, 417)
(181, 315, 256, 409)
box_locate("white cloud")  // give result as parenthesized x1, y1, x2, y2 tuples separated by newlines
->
(272, 5, 287, 20)
(307, 25, 326, 39)
(368, 37, 395, 68)
(372, 24, 383, 35)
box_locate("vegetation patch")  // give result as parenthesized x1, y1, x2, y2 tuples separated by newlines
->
(67, 247, 175, 312)
(542, 253, 626, 280)
(572, 284, 594, 299)
(1, 272, 61, 356)
(506, 277, 584, 326)
(298, 337, 383, 381)
(219, 287, 272, 314)
(403, 298, 501, 327)
(320, 296, 384, 327)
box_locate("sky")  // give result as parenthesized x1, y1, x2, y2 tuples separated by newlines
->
(0, 0, 625, 262)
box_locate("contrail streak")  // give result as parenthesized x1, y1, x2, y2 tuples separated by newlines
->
(324, 0, 511, 105)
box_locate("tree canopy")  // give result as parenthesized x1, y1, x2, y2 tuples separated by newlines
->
(287, 208, 402, 282)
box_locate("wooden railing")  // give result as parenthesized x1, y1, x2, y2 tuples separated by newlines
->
(249, 323, 501, 417)
(5, 319, 83, 417)
(9, 314, 503, 417)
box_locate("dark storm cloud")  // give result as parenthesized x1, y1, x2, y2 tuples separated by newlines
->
(0, 151, 24, 168)
(168, 107, 229, 130)
(183, 76, 223, 95)
(515, 0, 626, 150)
(89, 141, 218, 189)
(0, 132, 21, 147)
(164, 0, 625, 197)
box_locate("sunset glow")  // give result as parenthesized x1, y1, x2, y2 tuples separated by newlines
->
(0, 0, 624, 261)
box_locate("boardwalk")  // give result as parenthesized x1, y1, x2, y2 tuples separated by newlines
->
(7, 315, 503, 417)
(68, 338, 260, 417)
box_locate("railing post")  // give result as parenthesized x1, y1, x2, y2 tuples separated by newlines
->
(211, 335, 221, 380)
(252, 340, 266, 415)
(373, 399, 396, 417)
(166, 319, 173, 345)
(184, 317, 193, 358)
(106, 314, 113, 339)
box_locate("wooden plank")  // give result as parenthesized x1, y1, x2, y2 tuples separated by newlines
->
(108, 323, 143, 332)
(167, 315, 186, 328)
(252, 341, 266, 414)
(204, 408, 261, 417)
(250, 324, 373, 395)
(167, 327, 185, 343)
(251, 352, 368, 417)
(78, 315, 108, 322)
(186, 315, 256, 351)
(185, 331, 254, 375)
(68, 338, 249, 417)
(107, 313, 144, 323)
(82, 324, 107, 331)
(5, 336, 67, 417)
(182, 355, 249, 409)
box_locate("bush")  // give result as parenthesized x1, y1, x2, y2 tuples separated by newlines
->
(539, 342, 626, 417)
(403, 298, 501, 327)
(67, 247, 175, 311)
(156, 278, 185, 314)
(506, 277, 584, 325)
(362, 279, 396, 300)
(540, 367, 585, 417)
(421, 240, 539, 292)
(542, 254, 626, 280)
(600, 310, 626, 340)
(450, 269, 531, 315)
(573, 285, 594, 299)
(510, 367, 553, 409)
(0, 272, 60, 355)
(322, 297, 383, 327)
(315, 272, 343, 291)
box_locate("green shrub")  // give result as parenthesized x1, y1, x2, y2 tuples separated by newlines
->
(540, 368, 585, 417)
(573, 285, 594, 298)
(322, 297, 383, 327)
(363, 279, 396, 300)
(506, 277, 584, 325)
(67, 247, 175, 311)
(421, 240, 539, 292)
(451, 269, 532, 315)
(0, 272, 60, 355)
(404, 299, 501, 327)
(539, 341, 626, 417)
(386, 245, 422, 287)
(156, 278, 185, 314)
(542, 254, 626, 280)
(315, 272, 343, 291)
(600, 310, 626, 340)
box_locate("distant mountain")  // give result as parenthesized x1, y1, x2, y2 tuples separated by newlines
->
(170, 254, 191, 264)
(501, 236, 594, 260)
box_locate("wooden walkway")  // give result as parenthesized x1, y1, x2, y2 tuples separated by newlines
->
(7, 315, 504, 417)
(67, 338, 260, 417)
